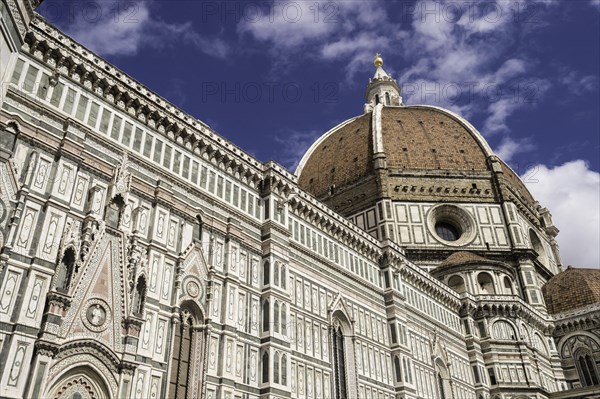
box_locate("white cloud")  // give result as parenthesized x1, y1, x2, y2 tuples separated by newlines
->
(560, 70, 598, 95)
(64, 2, 151, 56)
(236, 0, 593, 170)
(483, 98, 522, 134)
(237, 1, 334, 47)
(494, 136, 535, 162)
(397, 0, 569, 173)
(400, 0, 548, 132)
(237, 0, 394, 77)
(319, 31, 396, 81)
(273, 129, 322, 171)
(63, 1, 229, 58)
(491, 59, 527, 82)
(523, 160, 600, 268)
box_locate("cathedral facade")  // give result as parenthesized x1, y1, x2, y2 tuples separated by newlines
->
(0, 1, 598, 399)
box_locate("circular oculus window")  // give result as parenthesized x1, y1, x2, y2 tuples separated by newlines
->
(435, 221, 461, 241)
(427, 204, 477, 246)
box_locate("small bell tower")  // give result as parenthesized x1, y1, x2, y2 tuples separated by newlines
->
(364, 54, 402, 113)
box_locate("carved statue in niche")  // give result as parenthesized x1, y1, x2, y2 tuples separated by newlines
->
(80, 219, 105, 265)
(125, 232, 148, 316)
(54, 219, 83, 292)
(105, 194, 125, 229)
(103, 153, 133, 230)
(54, 246, 76, 292)
(131, 275, 147, 316)
(112, 153, 132, 196)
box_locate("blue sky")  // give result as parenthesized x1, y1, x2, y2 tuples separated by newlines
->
(37, 0, 599, 268)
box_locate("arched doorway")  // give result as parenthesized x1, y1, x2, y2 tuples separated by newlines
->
(48, 366, 111, 399)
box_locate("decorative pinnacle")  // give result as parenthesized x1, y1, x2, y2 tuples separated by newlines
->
(374, 53, 383, 68)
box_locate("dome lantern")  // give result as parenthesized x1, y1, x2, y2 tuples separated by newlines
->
(364, 53, 402, 113)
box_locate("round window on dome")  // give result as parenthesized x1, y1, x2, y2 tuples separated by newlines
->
(427, 204, 477, 247)
(435, 221, 461, 241)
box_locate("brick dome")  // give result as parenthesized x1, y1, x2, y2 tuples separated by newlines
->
(439, 251, 488, 267)
(296, 105, 535, 213)
(542, 266, 600, 314)
(297, 106, 491, 196)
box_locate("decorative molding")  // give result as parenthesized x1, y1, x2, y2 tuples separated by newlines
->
(24, 18, 265, 186)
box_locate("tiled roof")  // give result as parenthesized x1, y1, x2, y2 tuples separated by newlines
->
(298, 112, 374, 198)
(297, 106, 538, 212)
(381, 107, 489, 172)
(439, 251, 487, 267)
(542, 266, 600, 314)
(298, 107, 491, 198)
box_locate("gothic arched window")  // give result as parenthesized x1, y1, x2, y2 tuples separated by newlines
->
(262, 351, 269, 383)
(274, 301, 280, 333)
(435, 359, 450, 399)
(168, 305, 203, 399)
(274, 351, 280, 383)
(281, 354, 288, 386)
(385, 92, 391, 105)
(577, 352, 599, 387)
(375, 94, 380, 104)
(330, 311, 357, 396)
(262, 300, 270, 332)
(263, 261, 270, 286)
(437, 373, 446, 399)
(394, 356, 402, 382)
(332, 325, 348, 398)
(281, 304, 287, 336)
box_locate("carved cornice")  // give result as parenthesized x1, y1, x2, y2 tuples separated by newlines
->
(123, 315, 145, 337)
(461, 295, 552, 332)
(286, 189, 381, 259)
(54, 339, 123, 374)
(118, 360, 138, 376)
(431, 255, 517, 280)
(35, 340, 60, 358)
(550, 304, 600, 336)
(398, 262, 462, 311)
(24, 17, 264, 186)
(2, 96, 254, 235)
(13, 18, 402, 268)
(46, 290, 73, 310)
(551, 304, 600, 321)
(380, 244, 406, 273)
(288, 241, 382, 294)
